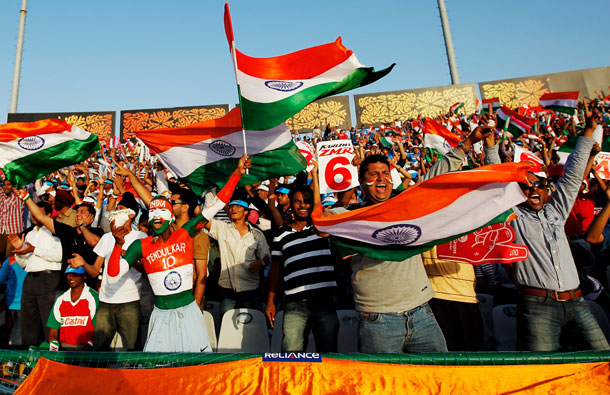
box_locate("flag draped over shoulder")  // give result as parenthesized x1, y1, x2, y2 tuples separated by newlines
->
(0, 119, 100, 187)
(496, 106, 536, 138)
(312, 162, 530, 261)
(136, 108, 306, 196)
(224, 3, 395, 131)
(423, 117, 461, 155)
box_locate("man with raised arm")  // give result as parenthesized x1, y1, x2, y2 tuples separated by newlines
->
(107, 155, 249, 352)
(484, 102, 609, 351)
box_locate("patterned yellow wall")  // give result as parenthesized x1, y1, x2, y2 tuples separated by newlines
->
(287, 96, 351, 131)
(480, 79, 550, 109)
(354, 84, 478, 125)
(120, 105, 229, 139)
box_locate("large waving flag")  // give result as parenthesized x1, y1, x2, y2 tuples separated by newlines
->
(136, 108, 306, 196)
(312, 162, 529, 261)
(0, 119, 100, 187)
(539, 91, 579, 115)
(496, 106, 536, 138)
(224, 3, 395, 131)
(423, 117, 461, 155)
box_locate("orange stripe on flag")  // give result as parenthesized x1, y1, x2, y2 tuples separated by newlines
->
(0, 119, 71, 143)
(135, 108, 242, 155)
(313, 163, 530, 225)
(234, 38, 353, 80)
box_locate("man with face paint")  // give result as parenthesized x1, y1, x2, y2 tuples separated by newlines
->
(107, 155, 249, 352)
(324, 119, 495, 353)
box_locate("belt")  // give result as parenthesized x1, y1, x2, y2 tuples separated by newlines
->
(27, 270, 58, 277)
(518, 287, 582, 301)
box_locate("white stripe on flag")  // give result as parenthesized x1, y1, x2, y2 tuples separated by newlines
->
(315, 182, 525, 246)
(0, 125, 91, 164)
(156, 124, 292, 178)
(237, 53, 363, 104)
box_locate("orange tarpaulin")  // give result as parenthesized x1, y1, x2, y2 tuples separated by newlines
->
(16, 357, 610, 394)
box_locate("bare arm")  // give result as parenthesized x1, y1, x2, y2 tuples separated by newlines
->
(16, 190, 55, 233)
(193, 258, 207, 308)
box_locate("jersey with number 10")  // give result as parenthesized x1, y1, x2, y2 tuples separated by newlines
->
(140, 228, 194, 296)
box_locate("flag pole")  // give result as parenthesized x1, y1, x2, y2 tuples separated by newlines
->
(230, 41, 249, 174)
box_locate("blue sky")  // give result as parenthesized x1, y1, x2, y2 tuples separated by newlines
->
(1, 0, 609, 123)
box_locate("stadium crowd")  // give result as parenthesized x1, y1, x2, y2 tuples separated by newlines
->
(1, 97, 610, 354)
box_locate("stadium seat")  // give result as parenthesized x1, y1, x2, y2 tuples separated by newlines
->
(217, 309, 269, 353)
(269, 311, 316, 352)
(202, 310, 217, 352)
(477, 293, 495, 348)
(586, 300, 610, 342)
(492, 304, 517, 351)
(204, 301, 221, 337)
(336, 310, 358, 353)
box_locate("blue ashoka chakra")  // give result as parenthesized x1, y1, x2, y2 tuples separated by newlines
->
(371, 224, 422, 245)
(442, 140, 452, 152)
(18, 136, 45, 151)
(264, 80, 304, 92)
(164, 271, 182, 291)
(209, 140, 236, 157)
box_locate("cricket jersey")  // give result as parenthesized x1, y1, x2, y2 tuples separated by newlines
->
(47, 284, 99, 347)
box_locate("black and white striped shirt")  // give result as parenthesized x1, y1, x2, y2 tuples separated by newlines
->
(271, 225, 337, 302)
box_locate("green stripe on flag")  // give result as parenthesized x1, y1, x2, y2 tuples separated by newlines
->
(2, 135, 100, 188)
(329, 209, 515, 262)
(241, 65, 394, 131)
(180, 140, 307, 195)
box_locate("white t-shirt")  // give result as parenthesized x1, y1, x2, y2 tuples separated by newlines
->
(94, 230, 147, 303)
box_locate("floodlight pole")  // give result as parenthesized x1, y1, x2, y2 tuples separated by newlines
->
(9, 0, 28, 113)
(437, 0, 460, 85)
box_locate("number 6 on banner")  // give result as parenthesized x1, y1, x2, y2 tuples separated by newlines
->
(325, 156, 353, 191)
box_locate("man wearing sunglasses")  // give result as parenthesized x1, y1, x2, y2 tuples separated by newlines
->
(485, 102, 609, 351)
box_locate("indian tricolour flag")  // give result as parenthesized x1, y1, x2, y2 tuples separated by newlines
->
(539, 91, 579, 115)
(496, 106, 536, 138)
(224, 3, 394, 131)
(481, 97, 501, 113)
(0, 119, 100, 187)
(136, 108, 306, 196)
(449, 102, 465, 114)
(312, 162, 529, 261)
(379, 136, 394, 148)
(423, 117, 460, 155)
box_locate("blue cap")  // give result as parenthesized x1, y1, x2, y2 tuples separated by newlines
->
(104, 180, 114, 185)
(276, 187, 290, 194)
(65, 266, 86, 275)
(228, 200, 249, 208)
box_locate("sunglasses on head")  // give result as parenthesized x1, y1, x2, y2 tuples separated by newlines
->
(519, 180, 547, 191)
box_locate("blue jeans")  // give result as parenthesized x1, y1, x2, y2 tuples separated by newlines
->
(357, 302, 448, 353)
(282, 299, 339, 352)
(517, 294, 610, 351)
(219, 288, 263, 318)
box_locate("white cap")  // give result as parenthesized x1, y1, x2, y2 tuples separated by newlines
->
(257, 185, 270, 192)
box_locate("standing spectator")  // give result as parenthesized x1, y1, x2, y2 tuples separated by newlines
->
(54, 189, 77, 227)
(70, 193, 146, 351)
(485, 104, 609, 351)
(46, 266, 99, 351)
(0, 255, 26, 346)
(266, 181, 339, 352)
(8, 201, 62, 347)
(0, 179, 24, 263)
(206, 199, 270, 317)
(325, 122, 493, 353)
